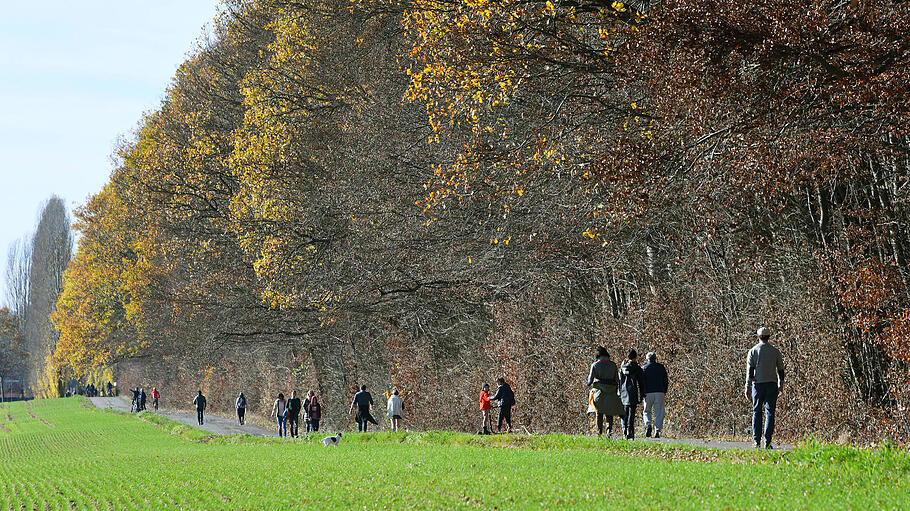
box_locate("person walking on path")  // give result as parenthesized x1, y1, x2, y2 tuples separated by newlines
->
(586, 347, 624, 437)
(106, 381, 113, 397)
(302, 392, 311, 432)
(193, 390, 207, 425)
(150, 387, 160, 411)
(490, 378, 515, 433)
(130, 387, 140, 413)
(641, 352, 669, 438)
(350, 385, 377, 432)
(305, 390, 321, 432)
(479, 383, 492, 435)
(287, 391, 302, 438)
(236, 392, 247, 425)
(387, 389, 404, 431)
(746, 326, 786, 449)
(138, 388, 147, 412)
(619, 349, 646, 440)
(272, 393, 288, 437)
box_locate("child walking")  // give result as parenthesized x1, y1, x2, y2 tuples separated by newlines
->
(479, 383, 492, 435)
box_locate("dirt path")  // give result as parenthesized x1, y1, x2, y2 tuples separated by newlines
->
(89, 397, 273, 437)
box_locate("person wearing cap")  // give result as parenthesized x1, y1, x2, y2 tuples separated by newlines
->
(641, 351, 669, 438)
(745, 327, 786, 449)
(619, 349, 646, 439)
(586, 346, 624, 436)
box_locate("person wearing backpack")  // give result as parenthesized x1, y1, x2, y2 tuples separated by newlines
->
(619, 349, 646, 439)
(490, 377, 515, 433)
(235, 392, 247, 425)
(305, 390, 321, 432)
(193, 390, 207, 425)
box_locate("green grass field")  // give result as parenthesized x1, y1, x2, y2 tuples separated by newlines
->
(0, 398, 907, 509)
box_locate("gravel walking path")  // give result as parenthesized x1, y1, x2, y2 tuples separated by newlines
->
(89, 396, 273, 437)
(90, 397, 790, 449)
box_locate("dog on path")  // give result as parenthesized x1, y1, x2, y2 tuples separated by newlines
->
(322, 432, 342, 447)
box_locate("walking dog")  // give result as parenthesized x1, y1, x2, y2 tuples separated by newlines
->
(321, 432, 342, 447)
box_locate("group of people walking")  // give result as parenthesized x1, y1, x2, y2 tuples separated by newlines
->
(586, 348, 668, 440)
(269, 390, 322, 437)
(583, 326, 785, 448)
(122, 326, 786, 448)
(130, 386, 160, 413)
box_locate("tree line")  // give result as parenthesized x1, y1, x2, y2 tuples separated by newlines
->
(27, 0, 910, 441)
(1, 196, 73, 397)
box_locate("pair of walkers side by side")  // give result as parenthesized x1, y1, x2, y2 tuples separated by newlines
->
(586, 347, 666, 440)
(303, 390, 322, 432)
(130, 387, 149, 413)
(478, 378, 515, 435)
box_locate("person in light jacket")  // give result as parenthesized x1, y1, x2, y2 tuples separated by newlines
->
(745, 326, 786, 449)
(271, 393, 287, 437)
(387, 389, 404, 431)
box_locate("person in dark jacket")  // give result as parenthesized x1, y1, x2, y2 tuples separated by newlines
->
(619, 349, 646, 439)
(236, 392, 247, 425)
(350, 385, 377, 432)
(137, 388, 147, 412)
(490, 377, 515, 433)
(286, 391, 302, 438)
(130, 387, 140, 413)
(641, 351, 669, 438)
(586, 347, 624, 436)
(193, 390, 207, 425)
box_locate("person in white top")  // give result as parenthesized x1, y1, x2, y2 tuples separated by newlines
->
(271, 393, 287, 437)
(387, 389, 404, 431)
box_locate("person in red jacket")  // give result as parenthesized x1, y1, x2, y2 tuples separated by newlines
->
(150, 387, 161, 411)
(479, 383, 492, 435)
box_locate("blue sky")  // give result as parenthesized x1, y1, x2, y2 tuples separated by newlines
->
(0, 1, 221, 299)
